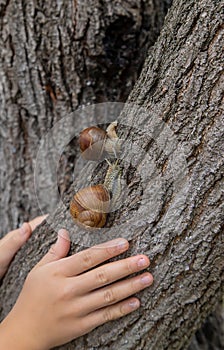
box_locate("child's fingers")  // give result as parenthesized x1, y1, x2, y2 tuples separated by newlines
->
(0, 222, 31, 247)
(0, 222, 32, 256)
(0, 223, 32, 277)
(74, 255, 150, 294)
(59, 238, 129, 277)
(0, 215, 48, 279)
(83, 297, 140, 332)
(28, 214, 48, 231)
(0, 215, 47, 265)
(76, 272, 153, 315)
(0, 214, 47, 248)
(36, 229, 70, 267)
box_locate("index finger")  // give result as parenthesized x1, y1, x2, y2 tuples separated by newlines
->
(59, 238, 129, 277)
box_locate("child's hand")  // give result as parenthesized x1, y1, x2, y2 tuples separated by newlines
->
(0, 229, 153, 350)
(0, 215, 47, 279)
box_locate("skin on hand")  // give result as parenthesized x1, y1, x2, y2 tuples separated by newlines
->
(0, 215, 48, 279)
(0, 229, 153, 350)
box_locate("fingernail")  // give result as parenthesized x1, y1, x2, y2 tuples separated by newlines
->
(129, 299, 140, 309)
(117, 239, 128, 250)
(141, 275, 152, 285)
(137, 257, 148, 267)
(19, 223, 30, 236)
(58, 229, 70, 241)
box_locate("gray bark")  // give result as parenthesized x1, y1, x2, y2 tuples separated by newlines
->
(188, 303, 224, 350)
(0, 0, 170, 234)
(0, 0, 223, 350)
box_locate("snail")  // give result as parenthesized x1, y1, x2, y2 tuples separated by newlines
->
(70, 184, 110, 228)
(79, 121, 120, 160)
(79, 126, 107, 160)
(70, 161, 121, 229)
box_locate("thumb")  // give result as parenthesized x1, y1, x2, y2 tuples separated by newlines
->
(28, 214, 48, 231)
(36, 229, 71, 267)
(0, 223, 32, 278)
(0, 215, 48, 279)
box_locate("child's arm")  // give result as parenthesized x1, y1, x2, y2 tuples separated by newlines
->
(0, 215, 47, 279)
(0, 229, 153, 350)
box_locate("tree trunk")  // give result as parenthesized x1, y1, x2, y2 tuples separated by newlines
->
(188, 303, 224, 350)
(0, 0, 171, 234)
(0, 0, 223, 350)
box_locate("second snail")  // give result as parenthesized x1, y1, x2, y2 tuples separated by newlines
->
(70, 122, 121, 229)
(79, 121, 120, 160)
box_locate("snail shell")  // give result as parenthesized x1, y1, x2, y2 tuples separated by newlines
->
(79, 126, 107, 160)
(79, 122, 120, 160)
(70, 184, 110, 228)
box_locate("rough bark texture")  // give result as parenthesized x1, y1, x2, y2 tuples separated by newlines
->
(0, 0, 171, 234)
(0, 0, 224, 350)
(188, 303, 224, 350)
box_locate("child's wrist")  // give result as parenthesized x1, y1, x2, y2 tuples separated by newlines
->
(0, 313, 44, 350)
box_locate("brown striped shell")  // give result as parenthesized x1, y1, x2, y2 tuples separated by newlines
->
(70, 184, 110, 228)
(79, 127, 107, 160)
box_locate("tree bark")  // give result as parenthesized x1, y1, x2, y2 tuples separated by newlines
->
(0, 0, 223, 350)
(0, 0, 171, 234)
(188, 303, 224, 350)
